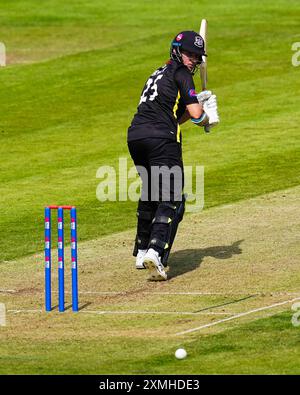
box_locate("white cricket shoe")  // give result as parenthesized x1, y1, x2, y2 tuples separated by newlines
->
(143, 248, 167, 281)
(135, 249, 147, 269)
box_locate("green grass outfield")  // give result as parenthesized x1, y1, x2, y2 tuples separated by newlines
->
(0, 311, 299, 375)
(0, 0, 300, 374)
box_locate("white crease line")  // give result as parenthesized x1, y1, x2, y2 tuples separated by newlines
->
(2, 289, 300, 297)
(6, 309, 228, 316)
(75, 291, 248, 296)
(81, 310, 229, 316)
(74, 291, 300, 296)
(175, 297, 300, 336)
(0, 289, 17, 294)
(149, 292, 300, 296)
(8, 309, 43, 314)
(76, 291, 228, 295)
(77, 291, 127, 295)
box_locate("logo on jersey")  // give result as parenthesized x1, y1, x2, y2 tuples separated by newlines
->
(176, 33, 183, 41)
(188, 89, 197, 97)
(194, 35, 204, 48)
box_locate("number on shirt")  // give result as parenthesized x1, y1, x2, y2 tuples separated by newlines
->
(139, 67, 166, 105)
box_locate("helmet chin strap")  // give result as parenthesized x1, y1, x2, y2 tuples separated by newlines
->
(171, 47, 202, 75)
(172, 47, 182, 63)
(191, 62, 201, 75)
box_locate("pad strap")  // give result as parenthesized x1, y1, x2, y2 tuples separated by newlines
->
(133, 235, 149, 256)
(152, 216, 172, 225)
(148, 238, 169, 250)
(137, 210, 153, 220)
(160, 202, 177, 211)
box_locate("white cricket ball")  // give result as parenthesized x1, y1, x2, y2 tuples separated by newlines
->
(175, 348, 187, 359)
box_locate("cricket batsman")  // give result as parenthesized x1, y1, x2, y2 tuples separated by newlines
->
(127, 30, 219, 281)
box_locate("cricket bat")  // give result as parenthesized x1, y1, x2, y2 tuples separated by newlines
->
(199, 19, 210, 133)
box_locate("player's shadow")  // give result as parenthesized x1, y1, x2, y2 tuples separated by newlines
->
(167, 240, 243, 279)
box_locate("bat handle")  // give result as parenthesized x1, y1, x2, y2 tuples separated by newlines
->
(204, 124, 210, 133)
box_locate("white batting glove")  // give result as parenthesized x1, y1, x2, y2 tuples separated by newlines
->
(203, 94, 219, 127)
(196, 90, 212, 104)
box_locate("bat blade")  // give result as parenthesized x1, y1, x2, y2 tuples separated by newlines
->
(199, 19, 210, 133)
(199, 19, 208, 90)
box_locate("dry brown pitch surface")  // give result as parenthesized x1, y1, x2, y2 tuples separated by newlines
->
(1, 186, 300, 341)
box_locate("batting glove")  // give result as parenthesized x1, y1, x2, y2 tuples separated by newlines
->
(196, 90, 212, 104)
(203, 94, 220, 127)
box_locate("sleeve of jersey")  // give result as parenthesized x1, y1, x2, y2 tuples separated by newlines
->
(174, 68, 199, 105)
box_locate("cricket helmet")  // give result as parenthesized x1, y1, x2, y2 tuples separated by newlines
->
(170, 31, 206, 72)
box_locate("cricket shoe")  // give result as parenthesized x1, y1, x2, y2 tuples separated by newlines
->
(136, 249, 147, 269)
(143, 248, 167, 281)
